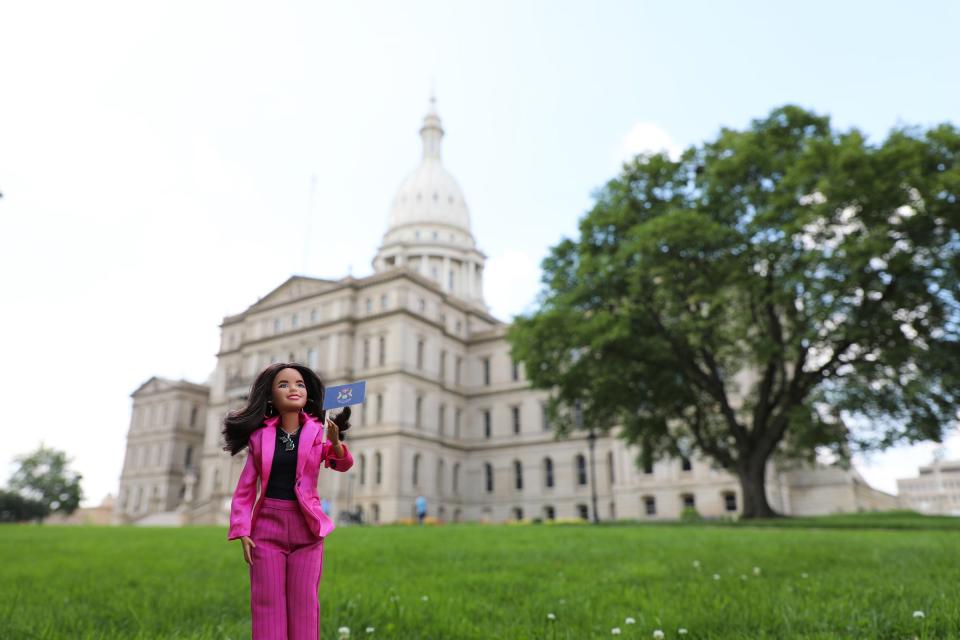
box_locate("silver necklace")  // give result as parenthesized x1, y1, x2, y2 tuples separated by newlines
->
(279, 426, 301, 451)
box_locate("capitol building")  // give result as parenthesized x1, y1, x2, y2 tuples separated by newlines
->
(115, 100, 897, 527)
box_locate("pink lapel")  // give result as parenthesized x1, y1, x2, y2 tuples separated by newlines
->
(260, 418, 277, 489)
(296, 413, 322, 478)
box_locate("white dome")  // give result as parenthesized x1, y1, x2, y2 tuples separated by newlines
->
(388, 159, 471, 231)
(386, 98, 472, 233)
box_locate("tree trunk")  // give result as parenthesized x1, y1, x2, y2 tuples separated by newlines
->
(737, 456, 780, 519)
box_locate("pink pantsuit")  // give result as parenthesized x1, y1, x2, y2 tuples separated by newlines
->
(228, 412, 354, 640)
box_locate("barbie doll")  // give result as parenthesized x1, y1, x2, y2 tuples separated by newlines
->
(223, 362, 354, 640)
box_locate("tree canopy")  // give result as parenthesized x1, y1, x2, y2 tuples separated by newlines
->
(508, 105, 960, 517)
(8, 443, 83, 520)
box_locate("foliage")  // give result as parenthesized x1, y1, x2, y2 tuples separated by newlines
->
(8, 443, 83, 520)
(508, 104, 960, 516)
(0, 489, 47, 523)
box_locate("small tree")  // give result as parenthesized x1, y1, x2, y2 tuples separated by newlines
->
(8, 444, 83, 521)
(508, 105, 960, 518)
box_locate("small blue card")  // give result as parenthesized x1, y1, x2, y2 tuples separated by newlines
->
(322, 381, 366, 410)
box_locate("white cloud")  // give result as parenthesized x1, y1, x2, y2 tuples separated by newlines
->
(483, 249, 542, 322)
(618, 121, 682, 163)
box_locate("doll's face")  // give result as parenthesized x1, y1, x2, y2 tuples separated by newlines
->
(272, 368, 308, 414)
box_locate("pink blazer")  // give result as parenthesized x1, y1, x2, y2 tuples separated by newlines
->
(227, 412, 353, 541)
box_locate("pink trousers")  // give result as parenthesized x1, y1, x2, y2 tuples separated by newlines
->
(250, 497, 325, 640)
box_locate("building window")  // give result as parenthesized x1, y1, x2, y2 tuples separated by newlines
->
(439, 350, 446, 382)
(184, 445, 193, 468)
(454, 408, 462, 438)
(437, 459, 444, 495)
(544, 457, 554, 488)
(291, 313, 298, 328)
(681, 456, 692, 472)
(311, 308, 319, 323)
(512, 507, 523, 521)
(514, 460, 523, 490)
(483, 357, 491, 386)
(448, 270, 454, 290)
(682, 493, 696, 509)
(412, 453, 420, 487)
(363, 338, 370, 368)
(365, 298, 372, 313)
(608, 451, 615, 485)
(438, 404, 446, 436)
(375, 452, 382, 484)
(483, 410, 491, 438)
(372, 503, 380, 523)
(455, 356, 462, 385)
(455, 320, 462, 334)
(577, 504, 589, 520)
(576, 454, 587, 486)
(644, 496, 656, 516)
(380, 294, 388, 309)
(376, 394, 383, 423)
(643, 458, 654, 475)
(416, 339, 425, 370)
(453, 462, 460, 494)
(379, 335, 386, 365)
(544, 505, 556, 521)
(359, 454, 366, 485)
(307, 348, 317, 369)
(542, 403, 550, 431)
(511, 406, 521, 435)
(484, 463, 494, 493)
(418, 297, 426, 312)
(189, 405, 198, 428)
(361, 404, 367, 426)
(724, 492, 737, 512)
(415, 395, 423, 429)
(274, 318, 282, 333)
(511, 359, 519, 381)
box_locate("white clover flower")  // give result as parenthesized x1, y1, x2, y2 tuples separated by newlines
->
(653, 630, 665, 639)
(547, 613, 556, 621)
(913, 610, 925, 619)
(692, 560, 701, 569)
(740, 574, 748, 581)
(365, 628, 375, 634)
(753, 566, 761, 576)
(421, 595, 429, 602)
(678, 629, 688, 635)
(713, 573, 721, 580)
(559, 598, 566, 604)
(338, 627, 351, 639)
(625, 617, 636, 624)
(611, 628, 621, 635)
(801, 572, 808, 579)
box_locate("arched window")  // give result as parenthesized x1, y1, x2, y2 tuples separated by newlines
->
(544, 457, 554, 488)
(375, 452, 382, 485)
(359, 454, 366, 485)
(484, 462, 494, 493)
(576, 454, 587, 486)
(412, 453, 421, 487)
(514, 460, 523, 491)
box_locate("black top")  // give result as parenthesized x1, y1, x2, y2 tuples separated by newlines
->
(264, 427, 301, 500)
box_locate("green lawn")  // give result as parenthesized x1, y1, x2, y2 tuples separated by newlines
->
(1, 513, 958, 639)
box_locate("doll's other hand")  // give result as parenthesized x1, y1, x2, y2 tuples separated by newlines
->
(241, 536, 256, 565)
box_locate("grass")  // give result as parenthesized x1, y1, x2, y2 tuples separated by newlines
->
(1, 512, 958, 639)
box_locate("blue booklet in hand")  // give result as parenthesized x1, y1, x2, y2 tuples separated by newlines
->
(322, 381, 366, 410)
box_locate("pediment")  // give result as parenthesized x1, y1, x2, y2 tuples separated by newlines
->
(245, 276, 339, 313)
(130, 376, 173, 397)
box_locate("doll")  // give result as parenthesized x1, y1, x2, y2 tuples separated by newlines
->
(222, 362, 354, 640)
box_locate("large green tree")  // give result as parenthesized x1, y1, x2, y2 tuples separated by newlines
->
(8, 444, 83, 521)
(508, 106, 960, 518)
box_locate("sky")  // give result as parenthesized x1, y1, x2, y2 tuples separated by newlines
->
(1, 0, 958, 507)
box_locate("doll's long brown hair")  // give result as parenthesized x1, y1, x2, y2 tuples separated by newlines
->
(221, 362, 351, 456)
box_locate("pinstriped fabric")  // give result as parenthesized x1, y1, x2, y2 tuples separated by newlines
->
(250, 497, 325, 640)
